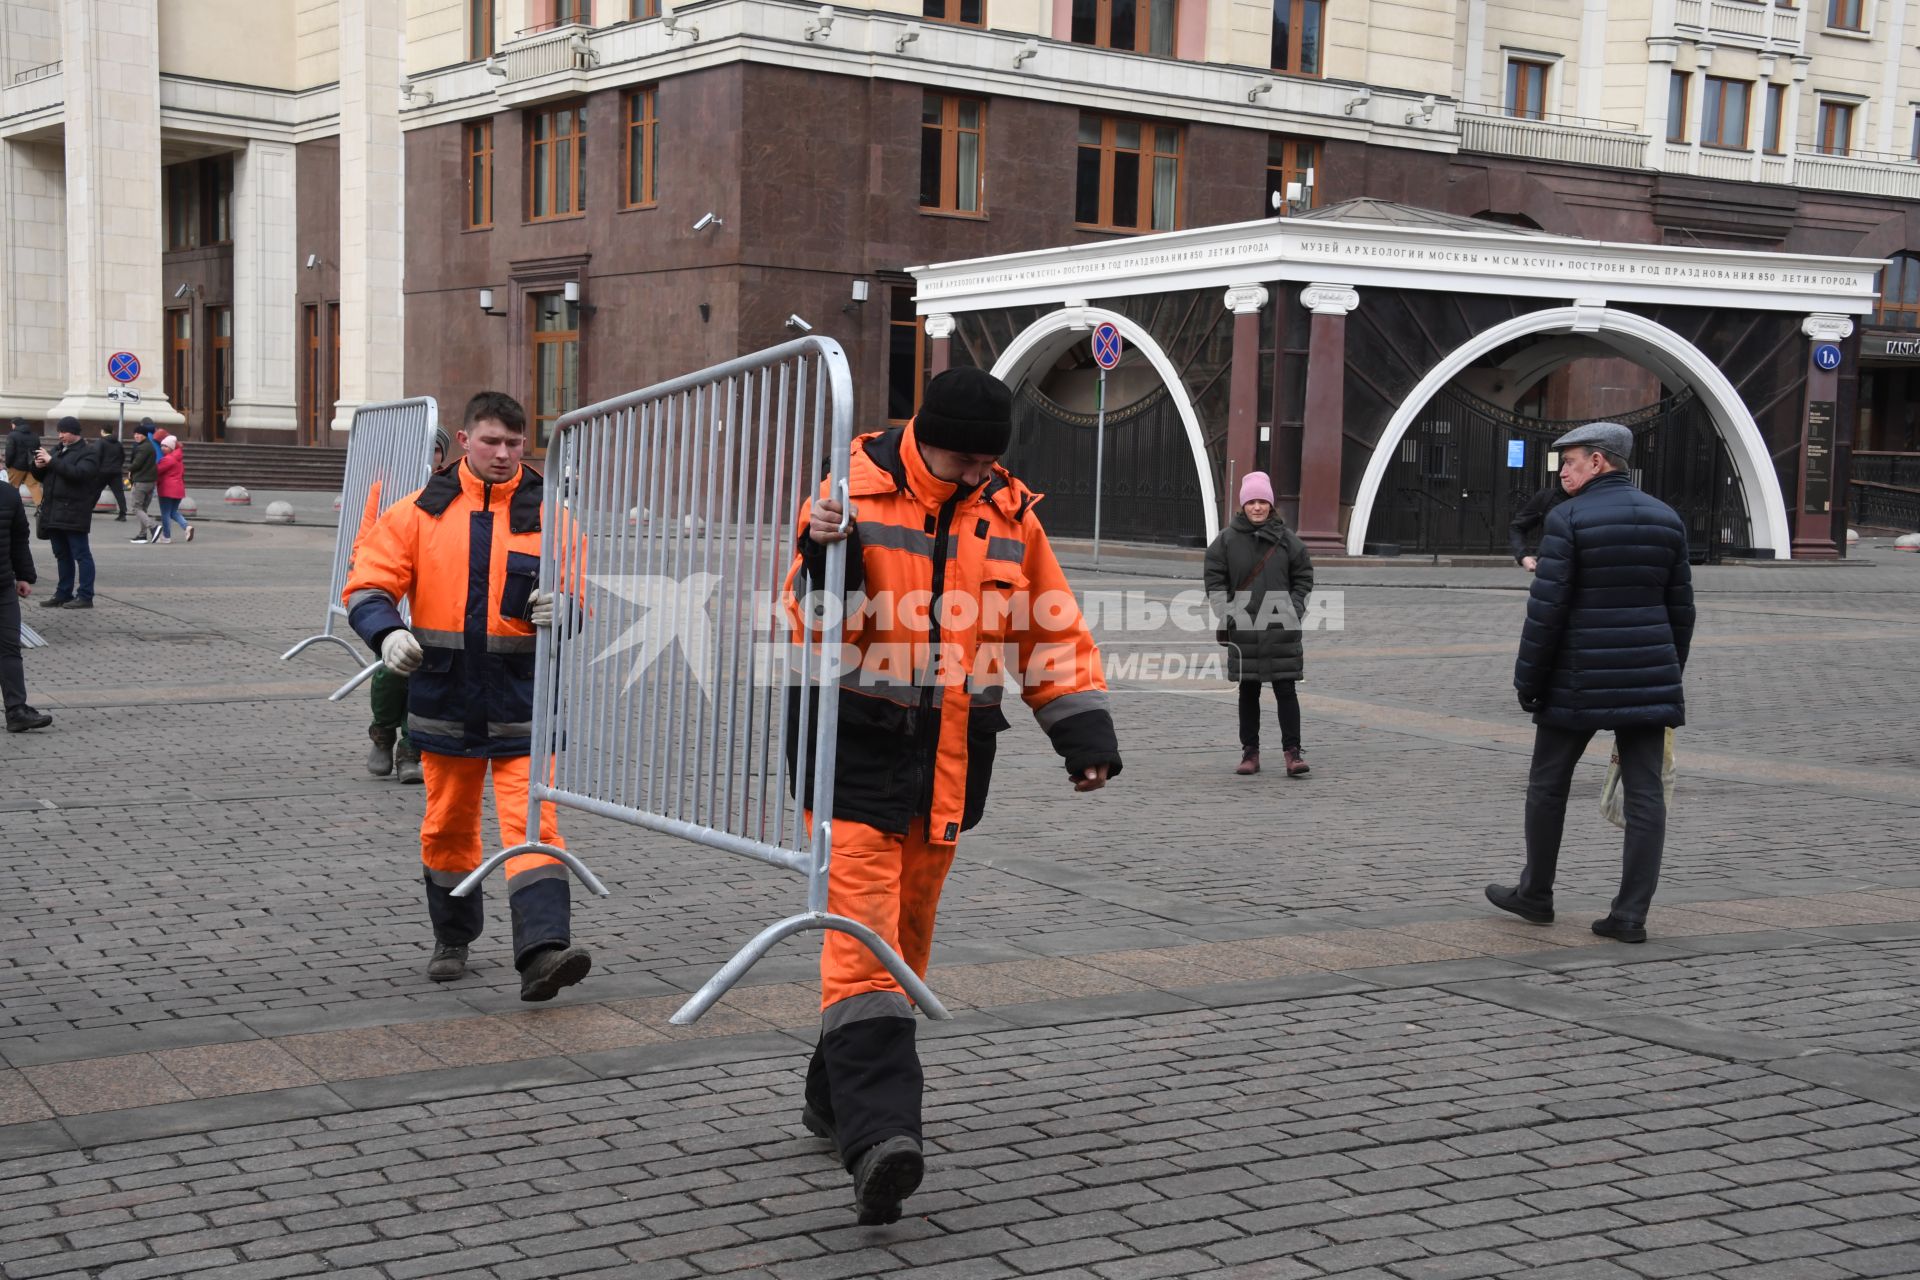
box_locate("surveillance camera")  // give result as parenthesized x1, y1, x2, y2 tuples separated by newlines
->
(785, 314, 813, 333)
(693, 211, 721, 231)
(172, 282, 192, 300)
(304, 253, 322, 270)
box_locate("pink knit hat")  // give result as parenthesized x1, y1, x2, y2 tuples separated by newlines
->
(1238, 472, 1275, 507)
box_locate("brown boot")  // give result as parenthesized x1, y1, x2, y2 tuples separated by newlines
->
(1284, 748, 1310, 777)
(1236, 749, 1259, 775)
(365, 725, 396, 777)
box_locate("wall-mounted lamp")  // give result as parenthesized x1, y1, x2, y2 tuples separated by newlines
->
(1343, 87, 1371, 116)
(483, 56, 508, 78)
(1246, 79, 1273, 103)
(785, 314, 813, 333)
(693, 211, 723, 231)
(567, 31, 599, 67)
(478, 288, 504, 316)
(804, 4, 836, 40)
(662, 10, 698, 39)
(303, 253, 323, 270)
(895, 22, 921, 53)
(400, 82, 435, 106)
(1012, 37, 1039, 69)
(1404, 94, 1437, 125)
(563, 279, 597, 318)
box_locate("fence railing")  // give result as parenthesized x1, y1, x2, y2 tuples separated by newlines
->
(1850, 452, 1920, 489)
(1459, 111, 1650, 170)
(1848, 480, 1920, 532)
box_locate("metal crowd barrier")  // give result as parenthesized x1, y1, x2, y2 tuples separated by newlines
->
(452, 338, 950, 1027)
(278, 398, 439, 700)
(20, 621, 46, 649)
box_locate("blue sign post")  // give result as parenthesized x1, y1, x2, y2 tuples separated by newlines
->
(1091, 324, 1123, 566)
(1813, 343, 1842, 372)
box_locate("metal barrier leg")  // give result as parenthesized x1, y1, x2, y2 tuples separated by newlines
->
(327, 660, 385, 702)
(281, 633, 363, 663)
(669, 913, 952, 1026)
(450, 842, 612, 899)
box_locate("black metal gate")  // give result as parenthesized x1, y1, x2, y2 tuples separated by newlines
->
(1001, 382, 1208, 546)
(1369, 384, 1743, 562)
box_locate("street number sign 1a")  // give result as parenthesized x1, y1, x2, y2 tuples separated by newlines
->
(1092, 323, 1123, 370)
(1812, 343, 1842, 372)
(107, 351, 141, 383)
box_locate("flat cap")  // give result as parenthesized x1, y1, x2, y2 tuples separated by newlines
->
(1551, 421, 1633, 459)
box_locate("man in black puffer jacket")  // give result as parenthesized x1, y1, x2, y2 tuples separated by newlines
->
(1487, 421, 1695, 944)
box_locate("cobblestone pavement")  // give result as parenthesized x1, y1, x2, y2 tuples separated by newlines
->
(3, 525, 1919, 1279)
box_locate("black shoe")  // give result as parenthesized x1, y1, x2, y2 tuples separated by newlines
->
(1485, 883, 1554, 924)
(115, 514, 126, 521)
(851, 1135, 924, 1225)
(38, 597, 69, 609)
(1591, 916, 1647, 944)
(426, 942, 468, 982)
(519, 945, 591, 1002)
(5, 707, 52, 733)
(64, 599, 93, 609)
(801, 1101, 840, 1149)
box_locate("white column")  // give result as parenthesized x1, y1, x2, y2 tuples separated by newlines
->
(0, 140, 68, 423)
(226, 140, 299, 435)
(53, 0, 180, 427)
(1576, 0, 1606, 120)
(1462, 0, 1486, 108)
(1873, 0, 1906, 154)
(334, 0, 406, 431)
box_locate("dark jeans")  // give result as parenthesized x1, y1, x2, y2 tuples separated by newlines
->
(1238, 679, 1301, 752)
(48, 531, 94, 602)
(0, 586, 24, 712)
(1520, 723, 1666, 925)
(102, 473, 126, 515)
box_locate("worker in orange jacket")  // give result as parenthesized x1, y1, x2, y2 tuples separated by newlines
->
(789, 366, 1122, 1224)
(343, 391, 591, 1002)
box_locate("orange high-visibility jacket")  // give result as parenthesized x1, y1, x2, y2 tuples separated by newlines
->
(787, 420, 1121, 842)
(344, 461, 547, 758)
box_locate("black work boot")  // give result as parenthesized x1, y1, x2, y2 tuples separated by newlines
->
(851, 1135, 924, 1225)
(427, 942, 468, 982)
(366, 725, 396, 777)
(519, 945, 591, 1002)
(1485, 883, 1554, 924)
(6, 706, 53, 733)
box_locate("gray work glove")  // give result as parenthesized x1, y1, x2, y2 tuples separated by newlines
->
(529, 590, 555, 627)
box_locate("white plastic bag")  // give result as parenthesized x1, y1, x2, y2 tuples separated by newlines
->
(1601, 728, 1677, 829)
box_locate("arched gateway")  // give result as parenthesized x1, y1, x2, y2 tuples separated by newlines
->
(911, 201, 1882, 559)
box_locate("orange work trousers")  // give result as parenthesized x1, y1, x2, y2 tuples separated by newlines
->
(421, 752, 566, 886)
(820, 818, 957, 1011)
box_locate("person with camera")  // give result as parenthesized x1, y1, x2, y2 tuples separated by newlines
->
(28, 418, 102, 609)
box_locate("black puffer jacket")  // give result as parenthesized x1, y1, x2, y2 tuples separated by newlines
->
(1514, 471, 1695, 730)
(1, 483, 34, 587)
(28, 440, 101, 536)
(1204, 512, 1315, 683)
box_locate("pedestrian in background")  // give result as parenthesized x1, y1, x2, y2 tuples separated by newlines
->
(126, 421, 161, 544)
(1509, 474, 1570, 572)
(1, 478, 51, 732)
(1205, 472, 1315, 778)
(5, 418, 41, 505)
(155, 436, 193, 543)
(1487, 422, 1695, 944)
(28, 418, 101, 610)
(94, 426, 127, 522)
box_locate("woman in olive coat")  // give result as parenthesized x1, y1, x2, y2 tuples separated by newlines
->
(1203, 472, 1315, 777)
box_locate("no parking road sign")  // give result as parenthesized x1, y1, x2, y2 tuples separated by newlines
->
(1092, 322, 1123, 370)
(107, 351, 141, 383)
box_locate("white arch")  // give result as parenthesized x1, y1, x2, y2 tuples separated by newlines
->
(989, 306, 1222, 543)
(1345, 307, 1794, 558)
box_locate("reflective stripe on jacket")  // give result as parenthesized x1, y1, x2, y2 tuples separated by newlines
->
(785, 420, 1122, 842)
(343, 460, 546, 758)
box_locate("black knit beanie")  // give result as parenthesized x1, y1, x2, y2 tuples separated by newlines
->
(914, 367, 1013, 456)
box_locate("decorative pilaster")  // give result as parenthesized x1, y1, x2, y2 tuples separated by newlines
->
(925, 312, 955, 377)
(1222, 284, 1268, 517)
(1791, 313, 1853, 560)
(226, 141, 300, 436)
(52, 0, 180, 428)
(0, 141, 68, 423)
(334, 0, 407, 431)
(1297, 284, 1358, 554)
